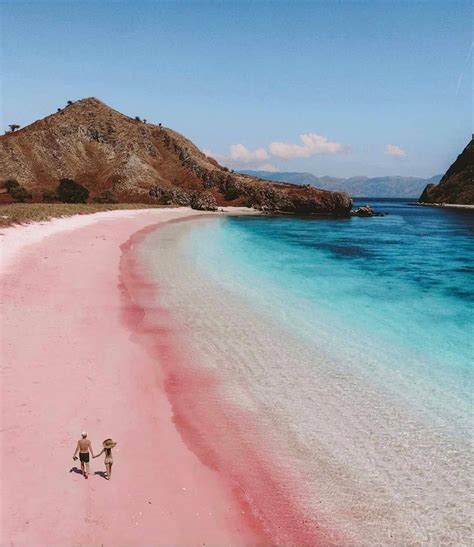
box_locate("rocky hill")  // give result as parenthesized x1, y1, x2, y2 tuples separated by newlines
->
(419, 138, 474, 205)
(241, 170, 443, 198)
(0, 98, 351, 215)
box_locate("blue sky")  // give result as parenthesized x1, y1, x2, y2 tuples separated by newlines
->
(1, 0, 472, 177)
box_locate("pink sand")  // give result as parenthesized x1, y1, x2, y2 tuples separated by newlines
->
(0, 209, 269, 545)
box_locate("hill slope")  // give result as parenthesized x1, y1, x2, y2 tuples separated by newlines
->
(0, 98, 351, 215)
(419, 138, 474, 205)
(241, 170, 442, 198)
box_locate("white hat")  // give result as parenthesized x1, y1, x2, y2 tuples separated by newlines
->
(81, 431, 87, 437)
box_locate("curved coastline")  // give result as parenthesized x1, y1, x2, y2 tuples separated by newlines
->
(1, 206, 471, 545)
(0, 207, 273, 546)
(135, 214, 473, 545)
(120, 215, 342, 546)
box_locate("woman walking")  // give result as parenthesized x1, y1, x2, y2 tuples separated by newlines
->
(94, 438, 117, 480)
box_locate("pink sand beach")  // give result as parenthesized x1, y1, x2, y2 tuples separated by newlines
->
(0, 208, 326, 546)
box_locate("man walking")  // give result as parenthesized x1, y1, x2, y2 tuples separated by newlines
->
(73, 432, 95, 478)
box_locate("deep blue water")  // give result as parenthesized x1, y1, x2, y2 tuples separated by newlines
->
(182, 199, 473, 433)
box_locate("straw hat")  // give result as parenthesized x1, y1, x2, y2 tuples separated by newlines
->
(103, 438, 117, 449)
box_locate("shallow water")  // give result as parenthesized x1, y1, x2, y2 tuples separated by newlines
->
(139, 200, 473, 544)
(185, 200, 473, 432)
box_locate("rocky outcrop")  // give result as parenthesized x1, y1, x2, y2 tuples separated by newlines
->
(351, 205, 384, 217)
(0, 97, 352, 216)
(148, 186, 217, 211)
(419, 138, 473, 205)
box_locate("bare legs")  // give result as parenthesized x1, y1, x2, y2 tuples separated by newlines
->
(79, 457, 89, 478)
(105, 462, 112, 480)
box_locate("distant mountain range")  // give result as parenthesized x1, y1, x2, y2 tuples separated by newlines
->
(240, 171, 443, 198)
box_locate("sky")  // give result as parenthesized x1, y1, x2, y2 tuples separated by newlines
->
(0, 0, 472, 178)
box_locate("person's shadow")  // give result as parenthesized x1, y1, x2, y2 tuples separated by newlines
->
(69, 466, 84, 476)
(94, 470, 108, 480)
(69, 466, 108, 480)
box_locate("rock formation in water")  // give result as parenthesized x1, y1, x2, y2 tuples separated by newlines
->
(351, 205, 384, 217)
(0, 98, 351, 215)
(419, 137, 474, 205)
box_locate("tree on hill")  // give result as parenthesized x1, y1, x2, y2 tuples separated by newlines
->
(10, 185, 32, 203)
(4, 178, 31, 202)
(224, 186, 241, 201)
(56, 178, 89, 203)
(8, 124, 20, 132)
(4, 179, 20, 192)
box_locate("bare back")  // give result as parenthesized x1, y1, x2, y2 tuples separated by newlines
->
(78, 438, 91, 453)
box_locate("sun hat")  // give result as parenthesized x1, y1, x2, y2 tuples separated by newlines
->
(103, 438, 117, 449)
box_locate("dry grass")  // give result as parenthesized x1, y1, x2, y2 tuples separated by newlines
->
(0, 203, 168, 227)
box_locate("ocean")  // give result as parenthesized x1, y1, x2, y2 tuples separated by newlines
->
(137, 199, 473, 544)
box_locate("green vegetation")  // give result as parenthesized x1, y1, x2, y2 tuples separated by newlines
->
(42, 189, 59, 201)
(3, 179, 32, 202)
(93, 191, 118, 204)
(10, 186, 32, 203)
(56, 178, 90, 203)
(0, 203, 167, 227)
(224, 186, 241, 201)
(4, 179, 20, 192)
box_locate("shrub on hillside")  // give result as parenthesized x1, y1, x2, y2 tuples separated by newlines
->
(42, 190, 59, 202)
(56, 178, 90, 203)
(4, 179, 20, 193)
(224, 186, 240, 201)
(10, 185, 32, 203)
(93, 191, 118, 204)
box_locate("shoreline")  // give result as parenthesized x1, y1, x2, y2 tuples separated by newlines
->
(136, 215, 472, 545)
(417, 201, 474, 210)
(0, 207, 268, 545)
(121, 217, 339, 546)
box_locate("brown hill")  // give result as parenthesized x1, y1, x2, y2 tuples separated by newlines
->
(419, 137, 474, 205)
(0, 97, 351, 215)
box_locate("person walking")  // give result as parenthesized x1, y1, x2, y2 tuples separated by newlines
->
(94, 439, 117, 480)
(72, 432, 95, 478)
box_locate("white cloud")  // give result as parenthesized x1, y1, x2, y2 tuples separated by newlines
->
(204, 132, 348, 168)
(269, 133, 345, 158)
(384, 144, 406, 157)
(229, 144, 269, 163)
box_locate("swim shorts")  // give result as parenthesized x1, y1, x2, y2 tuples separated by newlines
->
(79, 452, 90, 463)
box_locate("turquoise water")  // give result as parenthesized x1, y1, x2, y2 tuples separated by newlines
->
(181, 200, 473, 435)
